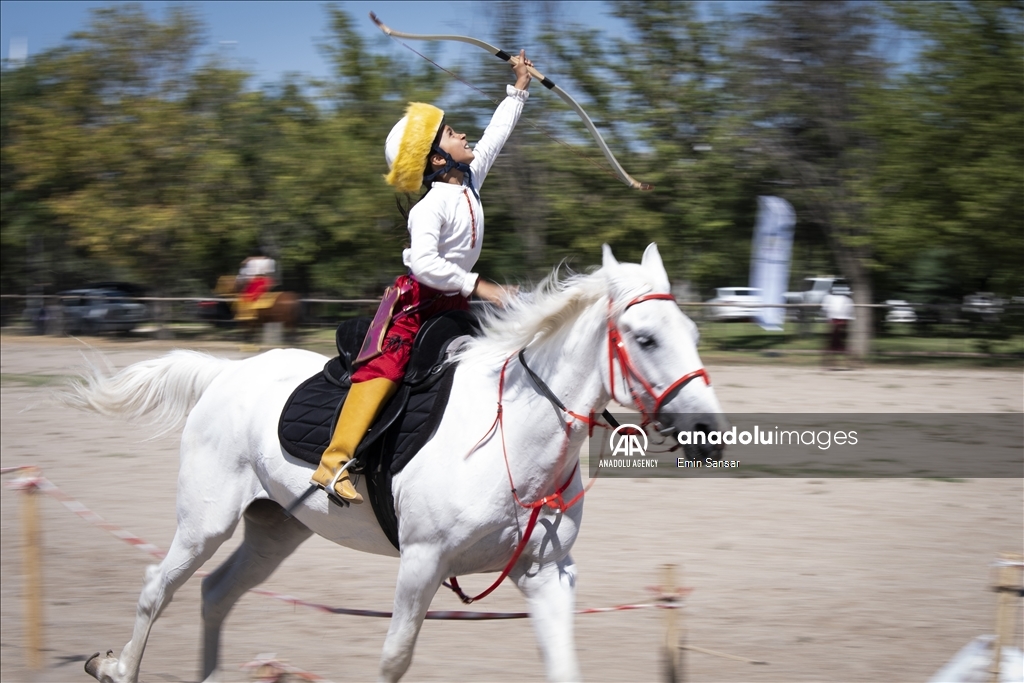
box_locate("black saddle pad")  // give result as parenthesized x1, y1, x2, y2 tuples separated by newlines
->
(277, 360, 458, 472)
(276, 315, 370, 462)
(278, 310, 476, 466)
(276, 356, 352, 465)
(278, 309, 478, 549)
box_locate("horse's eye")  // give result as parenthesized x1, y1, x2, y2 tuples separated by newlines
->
(636, 334, 658, 350)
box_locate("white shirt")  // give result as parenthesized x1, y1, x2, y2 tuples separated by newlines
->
(822, 293, 855, 320)
(403, 85, 529, 297)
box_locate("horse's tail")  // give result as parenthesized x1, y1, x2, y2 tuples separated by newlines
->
(63, 350, 231, 436)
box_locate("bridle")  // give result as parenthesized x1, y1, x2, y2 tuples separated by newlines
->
(606, 293, 711, 428)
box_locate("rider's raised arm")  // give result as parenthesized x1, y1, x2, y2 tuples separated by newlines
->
(469, 88, 529, 191)
(470, 50, 532, 190)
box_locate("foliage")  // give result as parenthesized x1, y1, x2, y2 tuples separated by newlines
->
(534, 1, 763, 290)
(1, 1, 1021, 337)
(871, 0, 1024, 296)
(5, 5, 257, 294)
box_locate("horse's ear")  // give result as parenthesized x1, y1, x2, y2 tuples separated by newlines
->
(642, 243, 670, 289)
(641, 243, 663, 271)
(602, 244, 619, 269)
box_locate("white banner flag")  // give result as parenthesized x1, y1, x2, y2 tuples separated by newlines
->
(749, 196, 795, 331)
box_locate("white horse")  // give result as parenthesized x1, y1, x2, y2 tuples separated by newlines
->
(68, 244, 725, 683)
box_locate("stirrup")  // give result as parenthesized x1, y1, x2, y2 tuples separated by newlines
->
(325, 458, 360, 508)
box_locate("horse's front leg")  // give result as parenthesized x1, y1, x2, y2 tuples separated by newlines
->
(513, 553, 581, 682)
(378, 544, 446, 683)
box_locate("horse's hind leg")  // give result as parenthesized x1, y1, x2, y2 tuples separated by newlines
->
(85, 497, 244, 683)
(200, 499, 312, 680)
(514, 554, 581, 683)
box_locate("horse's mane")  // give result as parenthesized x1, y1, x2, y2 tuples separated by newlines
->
(457, 265, 614, 365)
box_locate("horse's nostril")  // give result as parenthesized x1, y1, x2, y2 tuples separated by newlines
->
(693, 423, 725, 461)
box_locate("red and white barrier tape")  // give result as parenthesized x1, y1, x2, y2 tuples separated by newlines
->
(241, 652, 330, 682)
(2, 466, 687, 620)
(5, 467, 166, 558)
(245, 589, 687, 621)
(0, 465, 41, 475)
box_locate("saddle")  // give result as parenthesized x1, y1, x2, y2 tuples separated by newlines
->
(278, 310, 479, 549)
(235, 291, 280, 321)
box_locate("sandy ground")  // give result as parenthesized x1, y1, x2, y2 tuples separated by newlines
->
(1, 335, 1021, 683)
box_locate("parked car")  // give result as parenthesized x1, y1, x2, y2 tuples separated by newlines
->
(705, 287, 763, 321)
(885, 300, 917, 323)
(59, 287, 148, 335)
(962, 292, 1004, 322)
(784, 276, 849, 320)
(785, 276, 849, 306)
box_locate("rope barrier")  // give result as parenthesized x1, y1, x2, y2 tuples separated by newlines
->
(2, 465, 686, 621)
(0, 465, 38, 474)
(241, 652, 330, 682)
(4, 464, 789, 681)
(5, 468, 166, 558)
(3, 467, 336, 680)
(0, 292, 898, 309)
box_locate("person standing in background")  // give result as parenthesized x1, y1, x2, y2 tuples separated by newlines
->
(822, 286, 855, 369)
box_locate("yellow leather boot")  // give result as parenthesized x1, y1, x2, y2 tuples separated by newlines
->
(311, 377, 397, 504)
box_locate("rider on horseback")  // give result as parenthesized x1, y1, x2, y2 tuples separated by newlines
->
(234, 250, 277, 322)
(310, 50, 534, 504)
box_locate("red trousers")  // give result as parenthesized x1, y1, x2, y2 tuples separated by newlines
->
(351, 275, 469, 383)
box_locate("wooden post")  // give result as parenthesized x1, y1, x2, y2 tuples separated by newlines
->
(21, 483, 43, 671)
(262, 321, 283, 347)
(990, 553, 1023, 683)
(661, 564, 683, 683)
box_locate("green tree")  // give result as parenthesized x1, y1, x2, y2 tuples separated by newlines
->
(1, 58, 52, 298)
(533, 0, 761, 292)
(4, 4, 259, 294)
(730, 0, 886, 356)
(871, 0, 1024, 298)
(6, 0, 1017, 329)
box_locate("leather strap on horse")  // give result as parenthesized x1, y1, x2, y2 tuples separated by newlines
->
(519, 348, 614, 434)
(447, 352, 591, 604)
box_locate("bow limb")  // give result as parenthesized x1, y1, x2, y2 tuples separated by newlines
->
(370, 12, 651, 191)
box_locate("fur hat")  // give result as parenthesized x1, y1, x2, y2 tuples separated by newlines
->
(384, 102, 445, 193)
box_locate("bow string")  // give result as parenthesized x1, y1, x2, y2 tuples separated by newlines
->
(370, 12, 652, 191)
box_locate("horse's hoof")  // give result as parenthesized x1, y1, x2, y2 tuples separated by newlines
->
(85, 650, 116, 682)
(84, 651, 103, 678)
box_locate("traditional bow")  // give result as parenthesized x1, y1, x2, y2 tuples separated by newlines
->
(370, 12, 652, 191)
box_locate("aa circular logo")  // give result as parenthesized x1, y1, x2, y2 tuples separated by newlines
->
(609, 423, 648, 457)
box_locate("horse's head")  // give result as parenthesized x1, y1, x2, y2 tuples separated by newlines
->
(601, 243, 727, 460)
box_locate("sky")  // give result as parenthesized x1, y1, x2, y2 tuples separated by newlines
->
(0, 1, 636, 85)
(0, 1, 919, 91)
